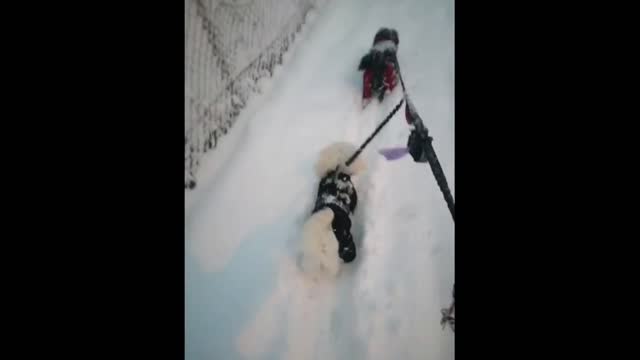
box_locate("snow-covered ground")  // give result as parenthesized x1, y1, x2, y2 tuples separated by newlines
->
(185, 0, 454, 359)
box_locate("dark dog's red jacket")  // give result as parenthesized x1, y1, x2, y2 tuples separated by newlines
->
(358, 28, 399, 101)
(312, 170, 358, 262)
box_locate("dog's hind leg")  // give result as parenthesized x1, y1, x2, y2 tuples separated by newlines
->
(300, 208, 341, 277)
(318, 230, 340, 276)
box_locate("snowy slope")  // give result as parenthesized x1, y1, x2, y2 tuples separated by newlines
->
(185, 0, 454, 359)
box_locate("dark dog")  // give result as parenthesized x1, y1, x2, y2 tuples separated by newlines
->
(358, 28, 400, 102)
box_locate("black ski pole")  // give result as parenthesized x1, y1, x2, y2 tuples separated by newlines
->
(405, 98, 455, 221)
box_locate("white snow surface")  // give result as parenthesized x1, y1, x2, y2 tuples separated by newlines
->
(185, 0, 454, 359)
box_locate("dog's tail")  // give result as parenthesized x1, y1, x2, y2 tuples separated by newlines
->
(300, 208, 341, 276)
(315, 142, 367, 178)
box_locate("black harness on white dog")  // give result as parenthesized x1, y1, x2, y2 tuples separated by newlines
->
(312, 169, 358, 263)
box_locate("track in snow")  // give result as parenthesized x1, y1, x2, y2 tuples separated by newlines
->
(185, 0, 454, 359)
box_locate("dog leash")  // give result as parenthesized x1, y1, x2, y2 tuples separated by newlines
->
(345, 98, 405, 167)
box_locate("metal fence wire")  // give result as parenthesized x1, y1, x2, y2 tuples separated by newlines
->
(185, 0, 325, 189)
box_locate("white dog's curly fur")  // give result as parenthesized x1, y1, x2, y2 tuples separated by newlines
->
(314, 142, 367, 178)
(300, 142, 367, 277)
(300, 208, 341, 276)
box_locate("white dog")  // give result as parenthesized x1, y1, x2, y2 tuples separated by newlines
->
(300, 142, 367, 277)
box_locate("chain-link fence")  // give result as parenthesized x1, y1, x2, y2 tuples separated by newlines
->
(185, 0, 327, 189)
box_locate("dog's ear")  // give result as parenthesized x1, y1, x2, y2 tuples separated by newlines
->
(358, 53, 372, 70)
